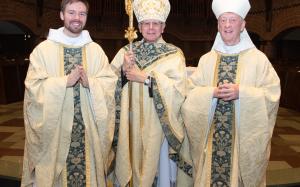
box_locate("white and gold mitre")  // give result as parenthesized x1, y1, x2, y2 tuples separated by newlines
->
(212, 0, 250, 19)
(133, 0, 170, 23)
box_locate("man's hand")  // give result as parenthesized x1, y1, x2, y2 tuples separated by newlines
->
(125, 66, 147, 83)
(79, 66, 89, 88)
(123, 51, 135, 72)
(213, 83, 239, 101)
(67, 65, 81, 87)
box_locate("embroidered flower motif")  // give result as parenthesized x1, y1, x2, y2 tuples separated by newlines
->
(156, 103, 163, 110)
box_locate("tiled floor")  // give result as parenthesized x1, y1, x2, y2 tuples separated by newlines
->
(267, 107, 300, 186)
(0, 102, 300, 186)
(0, 102, 24, 180)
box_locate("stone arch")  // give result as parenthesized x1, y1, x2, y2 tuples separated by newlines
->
(0, 20, 37, 55)
(0, 20, 34, 35)
(273, 27, 300, 41)
(0, 1, 61, 36)
(0, 1, 37, 33)
(271, 6, 300, 40)
(0, 18, 35, 34)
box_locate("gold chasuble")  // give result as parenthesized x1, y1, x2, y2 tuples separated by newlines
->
(111, 39, 193, 187)
(182, 49, 280, 187)
(22, 39, 117, 187)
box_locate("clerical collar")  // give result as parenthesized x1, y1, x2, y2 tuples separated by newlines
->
(212, 29, 255, 54)
(47, 27, 93, 47)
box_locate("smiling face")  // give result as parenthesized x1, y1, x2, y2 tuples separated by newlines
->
(138, 19, 165, 43)
(218, 12, 246, 46)
(60, 1, 88, 37)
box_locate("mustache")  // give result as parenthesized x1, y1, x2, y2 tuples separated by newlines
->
(70, 20, 83, 25)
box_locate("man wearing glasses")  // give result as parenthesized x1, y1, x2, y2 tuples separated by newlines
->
(110, 0, 192, 186)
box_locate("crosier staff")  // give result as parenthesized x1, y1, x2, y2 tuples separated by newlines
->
(124, 0, 137, 109)
(125, 0, 137, 51)
(124, 1, 137, 186)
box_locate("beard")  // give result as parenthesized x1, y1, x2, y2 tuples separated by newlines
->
(65, 21, 85, 35)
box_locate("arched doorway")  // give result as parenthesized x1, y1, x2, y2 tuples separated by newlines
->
(273, 27, 300, 65)
(0, 21, 36, 57)
(0, 21, 35, 104)
(272, 27, 300, 111)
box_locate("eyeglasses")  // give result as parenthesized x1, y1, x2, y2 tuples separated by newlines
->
(140, 21, 163, 28)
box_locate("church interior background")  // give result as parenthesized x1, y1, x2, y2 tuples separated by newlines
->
(0, 0, 299, 186)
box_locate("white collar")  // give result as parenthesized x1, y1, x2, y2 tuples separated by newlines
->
(47, 27, 93, 47)
(212, 29, 255, 54)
